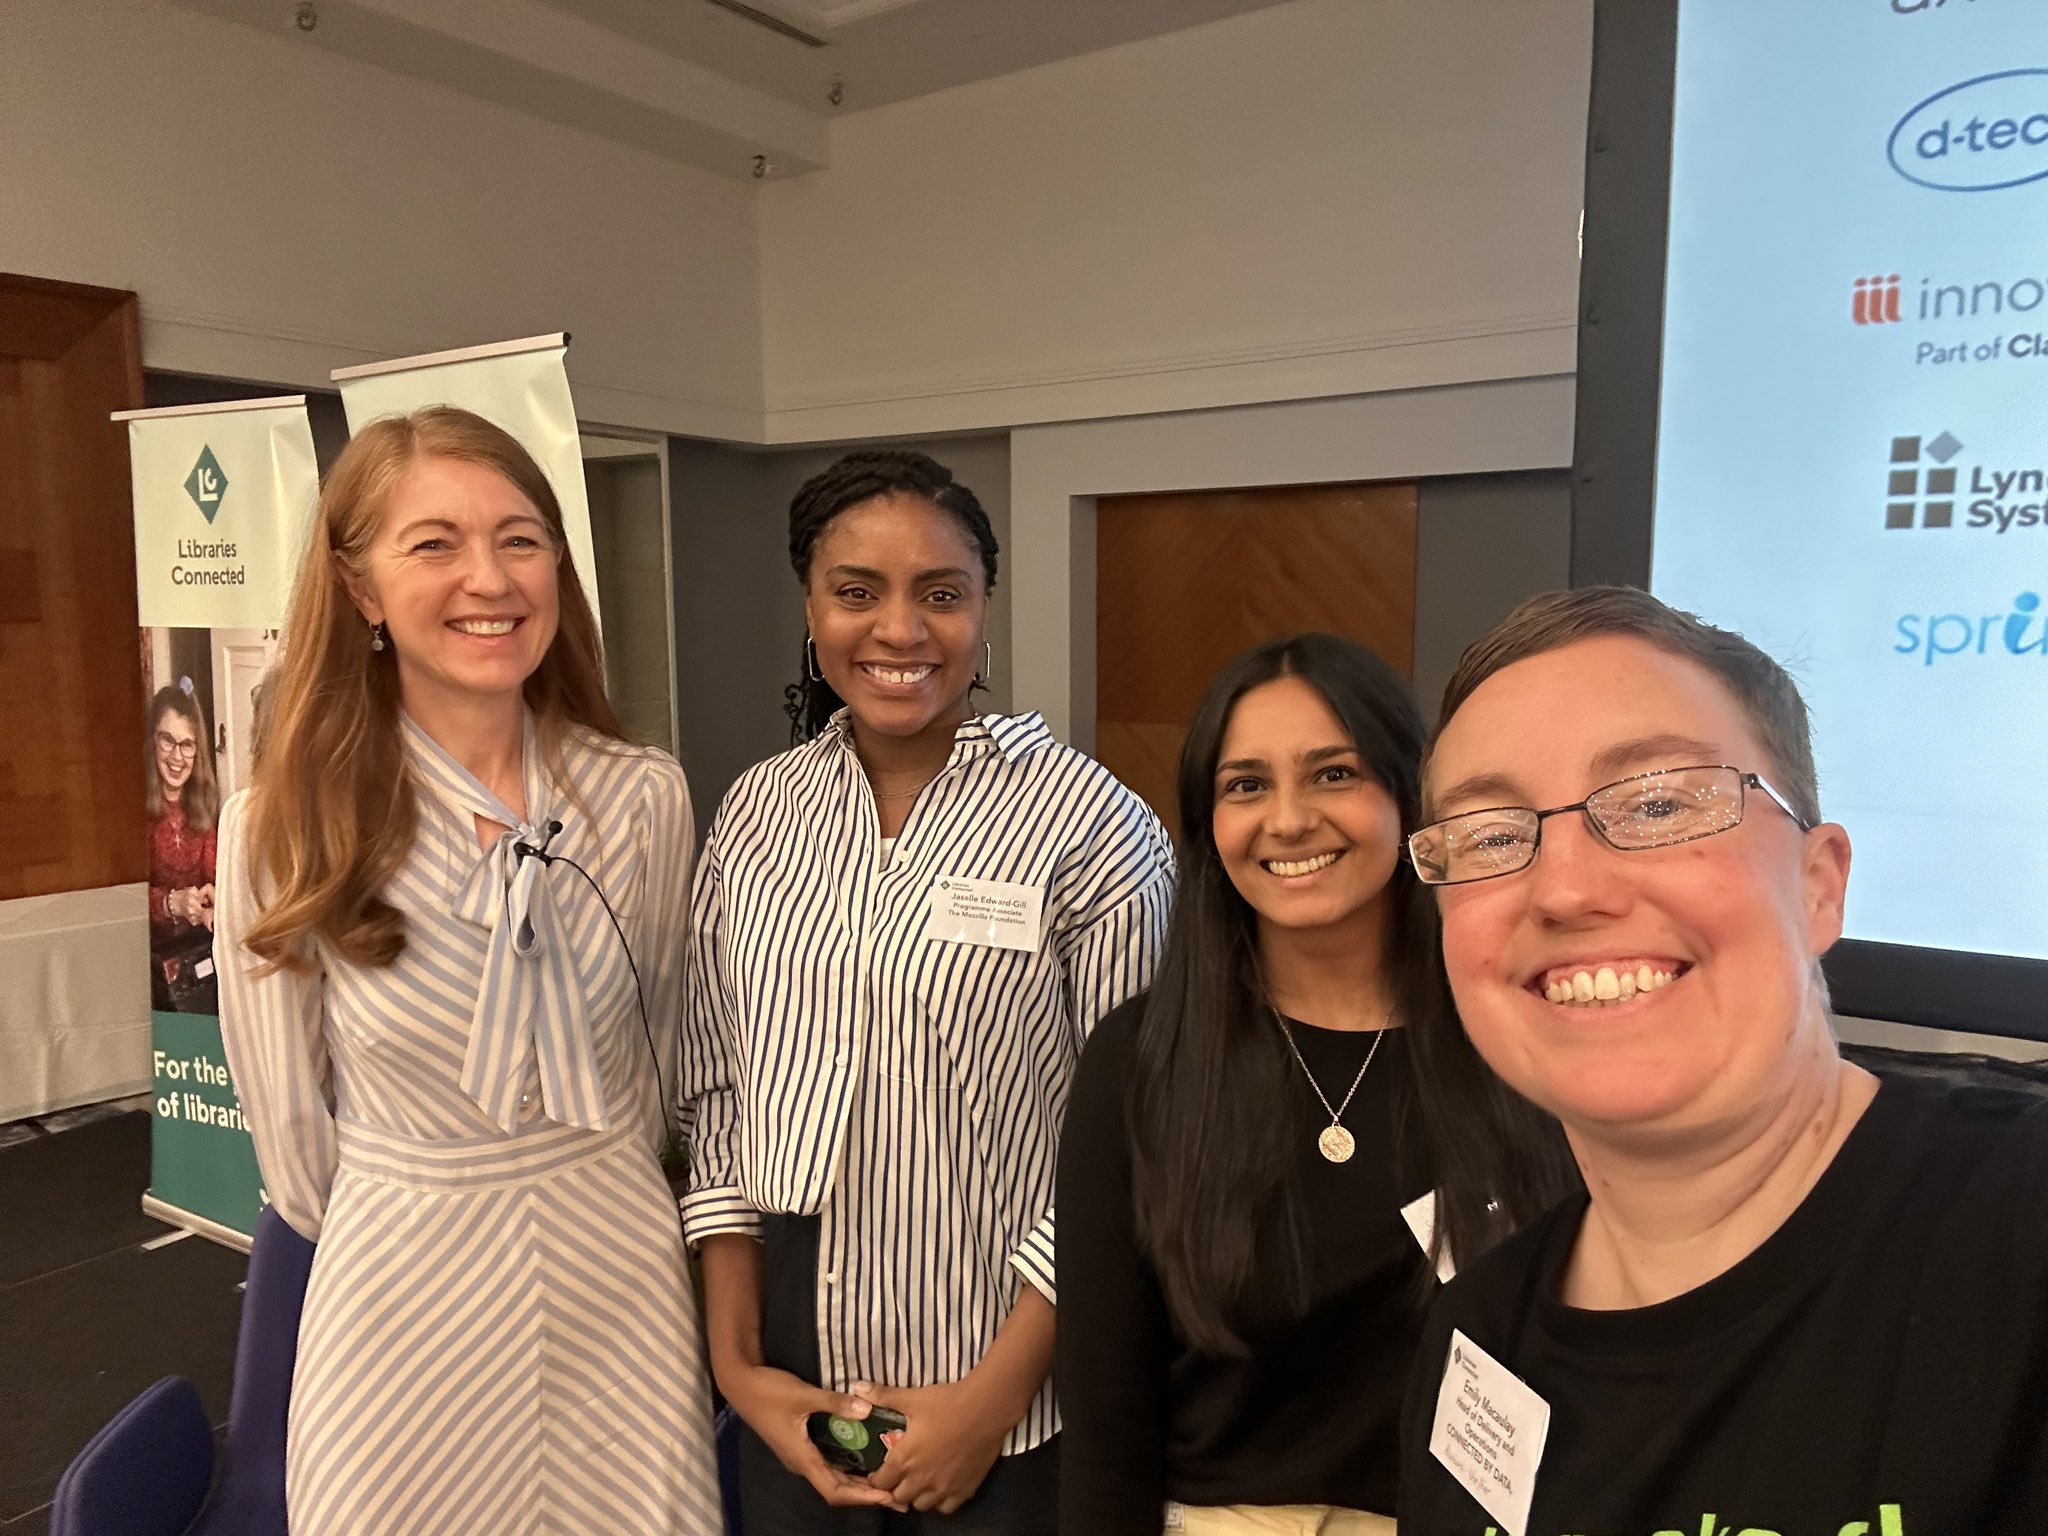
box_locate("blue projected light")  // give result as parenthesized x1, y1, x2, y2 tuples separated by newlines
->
(1651, 0, 2048, 963)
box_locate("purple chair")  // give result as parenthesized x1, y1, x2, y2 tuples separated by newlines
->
(49, 1377, 215, 1536)
(191, 1206, 316, 1534)
(52, 1206, 315, 1536)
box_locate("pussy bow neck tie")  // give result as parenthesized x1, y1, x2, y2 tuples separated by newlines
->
(405, 717, 608, 1134)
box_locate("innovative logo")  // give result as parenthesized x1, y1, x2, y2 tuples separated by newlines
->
(1889, 69, 2048, 191)
(1894, 590, 2046, 664)
(183, 446, 228, 524)
(1885, 432, 1963, 528)
(1847, 266, 2048, 367)
(1852, 273, 1904, 325)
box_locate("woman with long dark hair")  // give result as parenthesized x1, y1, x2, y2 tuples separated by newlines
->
(1057, 633, 1573, 1536)
(682, 449, 1175, 1533)
(146, 682, 221, 1012)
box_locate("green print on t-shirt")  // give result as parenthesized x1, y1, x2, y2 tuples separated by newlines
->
(1471, 1506, 1907, 1536)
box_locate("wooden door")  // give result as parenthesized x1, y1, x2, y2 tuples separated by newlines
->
(0, 275, 146, 899)
(1096, 481, 1417, 829)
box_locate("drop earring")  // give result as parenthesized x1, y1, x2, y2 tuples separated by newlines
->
(805, 635, 823, 681)
(976, 639, 992, 685)
(369, 620, 386, 653)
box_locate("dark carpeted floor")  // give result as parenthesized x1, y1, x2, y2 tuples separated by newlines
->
(0, 1112, 246, 1534)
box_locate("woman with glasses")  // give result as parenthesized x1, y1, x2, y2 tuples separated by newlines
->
(147, 682, 220, 1012)
(683, 450, 1174, 1532)
(1398, 587, 2048, 1536)
(1056, 634, 1574, 1536)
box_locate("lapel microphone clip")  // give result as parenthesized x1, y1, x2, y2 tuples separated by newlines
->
(514, 819, 565, 865)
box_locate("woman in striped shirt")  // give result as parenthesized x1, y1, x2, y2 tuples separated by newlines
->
(682, 450, 1175, 1533)
(216, 407, 721, 1535)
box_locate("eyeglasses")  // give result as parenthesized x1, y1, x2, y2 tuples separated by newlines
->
(155, 732, 199, 760)
(1408, 764, 1812, 887)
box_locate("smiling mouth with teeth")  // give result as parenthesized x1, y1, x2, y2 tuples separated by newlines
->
(450, 618, 520, 636)
(1262, 850, 1344, 878)
(1538, 963, 1688, 1007)
(862, 663, 937, 686)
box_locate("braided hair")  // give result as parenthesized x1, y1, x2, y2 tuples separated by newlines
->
(784, 450, 1000, 743)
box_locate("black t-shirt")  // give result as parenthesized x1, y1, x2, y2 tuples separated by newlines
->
(1058, 994, 1434, 1534)
(1397, 1074, 2048, 1536)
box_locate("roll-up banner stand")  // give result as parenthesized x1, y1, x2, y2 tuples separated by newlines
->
(332, 333, 601, 633)
(116, 395, 319, 1250)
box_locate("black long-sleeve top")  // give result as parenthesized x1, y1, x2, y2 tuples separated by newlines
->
(1055, 994, 1434, 1533)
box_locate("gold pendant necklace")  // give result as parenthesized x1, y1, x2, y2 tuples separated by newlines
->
(1273, 1003, 1391, 1164)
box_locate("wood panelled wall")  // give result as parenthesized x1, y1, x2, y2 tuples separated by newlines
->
(0, 275, 146, 899)
(1096, 481, 1418, 829)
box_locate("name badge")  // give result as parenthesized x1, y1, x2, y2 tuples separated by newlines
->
(1429, 1328, 1550, 1536)
(1399, 1190, 1457, 1283)
(925, 875, 1044, 953)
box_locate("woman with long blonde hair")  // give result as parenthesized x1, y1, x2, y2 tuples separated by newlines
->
(216, 405, 722, 1535)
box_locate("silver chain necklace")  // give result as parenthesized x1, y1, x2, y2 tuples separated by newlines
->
(1272, 1003, 1391, 1163)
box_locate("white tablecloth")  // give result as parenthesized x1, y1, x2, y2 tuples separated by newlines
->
(0, 883, 150, 1122)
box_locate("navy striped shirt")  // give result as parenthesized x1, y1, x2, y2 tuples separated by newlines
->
(680, 710, 1174, 1452)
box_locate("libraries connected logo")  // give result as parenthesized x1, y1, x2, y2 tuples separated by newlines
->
(1885, 432, 1963, 529)
(183, 445, 228, 524)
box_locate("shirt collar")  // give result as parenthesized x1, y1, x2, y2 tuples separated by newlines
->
(822, 706, 1052, 765)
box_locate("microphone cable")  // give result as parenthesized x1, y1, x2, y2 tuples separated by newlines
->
(511, 821, 672, 1145)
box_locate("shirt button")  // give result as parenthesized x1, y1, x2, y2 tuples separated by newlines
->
(823, 1270, 838, 1287)
(519, 1093, 531, 1108)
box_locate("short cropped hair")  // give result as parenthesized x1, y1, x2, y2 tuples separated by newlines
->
(1430, 586, 1822, 827)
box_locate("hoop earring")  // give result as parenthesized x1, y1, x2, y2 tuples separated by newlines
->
(369, 620, 386, 653)
(805, 636, 823, 682)
(975, 638, 992, 685)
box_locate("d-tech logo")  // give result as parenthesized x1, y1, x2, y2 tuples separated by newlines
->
(183, 446, 228, 524)
(1889, 69, 2048, 191)
(1894, 590, 2047, 664)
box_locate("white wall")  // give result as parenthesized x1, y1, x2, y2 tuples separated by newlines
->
(758, 0, 1592, 443)
(1, 0, 763, 439)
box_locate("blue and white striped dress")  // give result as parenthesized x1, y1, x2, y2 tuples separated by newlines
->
(681, 710, 1174, 1453)
(217, 716, 724, 1536)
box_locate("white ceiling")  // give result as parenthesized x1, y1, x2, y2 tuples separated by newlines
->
(170, 0, 1295, 180)
(542, 0, 1298, 113)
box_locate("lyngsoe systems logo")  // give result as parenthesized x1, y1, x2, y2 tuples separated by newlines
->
(183, 445, 228, 524)
(1894, 591, 2047, 663)
(1889, 69, 2048, 191)
(1883, 432, 2048, 534)
(1884, 432, 1963, 529)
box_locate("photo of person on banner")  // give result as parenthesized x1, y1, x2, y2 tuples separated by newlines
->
(146, 679, 220, 1015)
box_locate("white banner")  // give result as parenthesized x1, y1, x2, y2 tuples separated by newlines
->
(117, 397, 319, 629)
(333, 335, 600, 631)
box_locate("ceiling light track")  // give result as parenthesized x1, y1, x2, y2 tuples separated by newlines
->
(699, 0, 829, 49)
